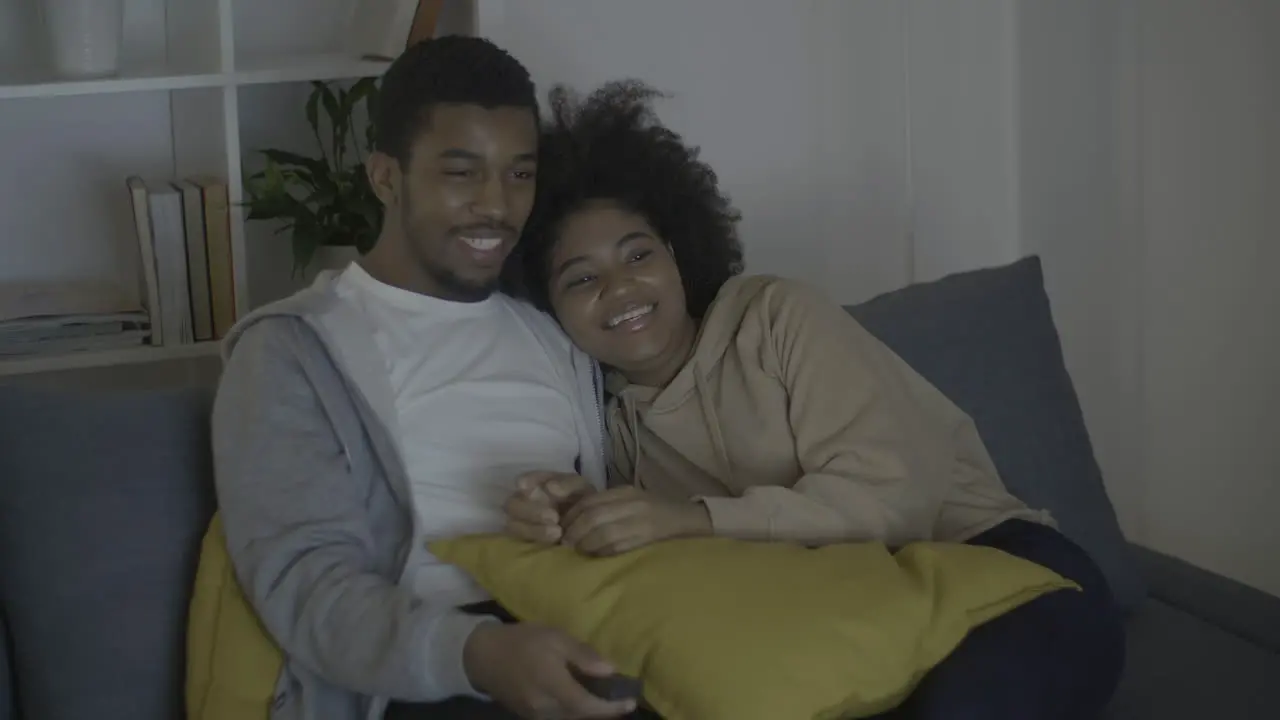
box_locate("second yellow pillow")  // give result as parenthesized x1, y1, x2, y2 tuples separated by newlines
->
(186, 514, 283, 720)
(430, 535, 1076, 720)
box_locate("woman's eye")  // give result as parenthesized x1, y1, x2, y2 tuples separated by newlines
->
(512, 169, 536, 181)
(565, 275, 596, 290)
(443, 169, 474, 178)
(627, 249, 652, 263)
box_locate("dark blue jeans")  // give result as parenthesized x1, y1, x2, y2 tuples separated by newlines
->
(388, 520, 1125, 719)
(871, 519, 1127, 719)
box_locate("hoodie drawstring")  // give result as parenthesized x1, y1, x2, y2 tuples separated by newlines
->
(614, 364, 734, 491)
(626, 398, 645, 489)
(694, 368, 735, 486)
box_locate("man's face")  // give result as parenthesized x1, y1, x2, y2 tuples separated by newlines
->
(373, 103, 538, 301)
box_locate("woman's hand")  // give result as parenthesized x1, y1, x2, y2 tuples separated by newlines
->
(560, 487, 713, 556)
(504, 471, 596, 544)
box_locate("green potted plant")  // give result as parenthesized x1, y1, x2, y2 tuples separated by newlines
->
(242, 77, 383, 276)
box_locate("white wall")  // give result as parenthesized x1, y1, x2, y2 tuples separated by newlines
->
(906, 0, 1020, 281)
(934, 0, 1280, 595)
(1015, 1, 1150, 540)
(476, 0, 1280, 596)
(1130, 0, 1280, 595)
(480, 0, 914, 305)
(1023, 0, 1280, 597)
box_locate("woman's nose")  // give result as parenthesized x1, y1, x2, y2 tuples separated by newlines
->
(600, 272, 638, 299)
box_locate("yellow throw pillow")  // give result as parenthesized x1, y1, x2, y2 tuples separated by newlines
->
(430, 535, 1077, 720)
(186, 513, 284, 720)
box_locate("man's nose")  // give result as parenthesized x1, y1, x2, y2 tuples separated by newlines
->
(470, 175, 508, 222)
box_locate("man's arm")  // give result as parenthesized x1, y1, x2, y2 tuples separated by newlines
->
(212, 320, 493, 702)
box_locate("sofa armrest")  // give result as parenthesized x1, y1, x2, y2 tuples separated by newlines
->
(1131, 543, 1280, 655)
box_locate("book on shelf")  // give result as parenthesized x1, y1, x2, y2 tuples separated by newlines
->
(125, 174, 236, 347)
(0, 281, 149, 358)
(348, 0, 444, 60)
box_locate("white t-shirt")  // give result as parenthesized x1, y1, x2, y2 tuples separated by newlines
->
(335, 263, 580, 606)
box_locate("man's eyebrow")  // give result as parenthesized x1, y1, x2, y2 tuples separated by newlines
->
(438, 149, 482, 160)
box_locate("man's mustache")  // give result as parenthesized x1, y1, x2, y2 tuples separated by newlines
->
(450, 224, 518, 239)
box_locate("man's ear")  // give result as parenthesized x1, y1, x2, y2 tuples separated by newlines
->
(366, 150, 400, 208)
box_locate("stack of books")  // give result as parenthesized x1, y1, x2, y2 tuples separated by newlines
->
(0, 280, 149, 358)
(125, 175, 236, 347)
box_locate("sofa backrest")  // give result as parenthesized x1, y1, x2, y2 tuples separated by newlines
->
(0, 385, 216, 720)
(845, 255, 1145, 612)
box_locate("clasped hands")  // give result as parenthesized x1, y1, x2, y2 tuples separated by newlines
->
(459, 474, 712, 718)
(503, 471, 713, 556)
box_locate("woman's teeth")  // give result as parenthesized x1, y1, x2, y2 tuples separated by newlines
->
(462, 236, 502, 252)
(607, 304, 655, 328)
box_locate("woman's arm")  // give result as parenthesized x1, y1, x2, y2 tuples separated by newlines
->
(699, 279, 966, 547)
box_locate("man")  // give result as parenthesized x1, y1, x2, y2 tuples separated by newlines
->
(212, 37, 637, 720)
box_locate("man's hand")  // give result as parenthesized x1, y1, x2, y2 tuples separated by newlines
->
(464, 622, 635, 719)
(503, 471, 596, 544)
(560, 487, 712, 556)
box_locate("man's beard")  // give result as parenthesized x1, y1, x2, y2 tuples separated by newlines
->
(401, 203, 499, 303)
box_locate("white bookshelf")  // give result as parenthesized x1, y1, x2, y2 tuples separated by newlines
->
(0, 341, 221, 378)
(0, 0, 475, 380)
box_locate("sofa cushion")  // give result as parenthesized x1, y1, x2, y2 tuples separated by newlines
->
(846, 256, 1145, 611)
(0, 386, 216, 720)
(1132, 543, 1280, 654)
(1104, 598, 1280, 718)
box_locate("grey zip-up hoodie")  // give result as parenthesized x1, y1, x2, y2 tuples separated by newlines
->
(211, 270, 607, 720)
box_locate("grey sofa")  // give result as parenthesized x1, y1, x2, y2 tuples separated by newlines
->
(1, 255, 1277, 719)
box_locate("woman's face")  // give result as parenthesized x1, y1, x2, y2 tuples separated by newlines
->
(546, 200, 696, 384)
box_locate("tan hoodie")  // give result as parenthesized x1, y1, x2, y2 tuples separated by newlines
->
(606, 274, 1054, 547)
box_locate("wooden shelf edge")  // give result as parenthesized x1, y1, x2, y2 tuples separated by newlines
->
(0, 341, 223, 377)
(0, 55, 391, 101)
(232, 54, 390, 86)
(0, 70, 225, 101)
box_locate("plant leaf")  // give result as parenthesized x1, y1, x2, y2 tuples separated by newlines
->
(249, 77, 386, 271)
(319, 82, 343, 165)
(260, 149, 326, 173)
(290, 214, 325, 277)
(263, 159, 287, 193)
(364, 81, 380, 153)
(306, 83, 325, 161)
(348, 77, 377, 108)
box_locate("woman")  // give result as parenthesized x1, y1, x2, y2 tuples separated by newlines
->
(505, 80, 1125, 719)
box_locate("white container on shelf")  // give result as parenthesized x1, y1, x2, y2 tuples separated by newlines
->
(39, 0, 125, 79)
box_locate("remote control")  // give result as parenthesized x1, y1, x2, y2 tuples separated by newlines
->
(571, 668, 644, 703)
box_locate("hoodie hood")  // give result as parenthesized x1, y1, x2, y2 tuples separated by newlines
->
(606, 274, 777, 407)
(606, 274, 782, 492)
(220, 268, 346, 360)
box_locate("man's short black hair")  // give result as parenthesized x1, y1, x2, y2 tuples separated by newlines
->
(515, 80, 745, 318)
(373, 35, 538, 164)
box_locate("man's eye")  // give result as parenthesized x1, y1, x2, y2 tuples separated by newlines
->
(627, 250, 652, 263)
(443, 169, 474, 178)
(512, 169, 536, 181)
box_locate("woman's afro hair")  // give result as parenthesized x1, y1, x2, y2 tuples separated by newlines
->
(511, 80, 745, 318)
